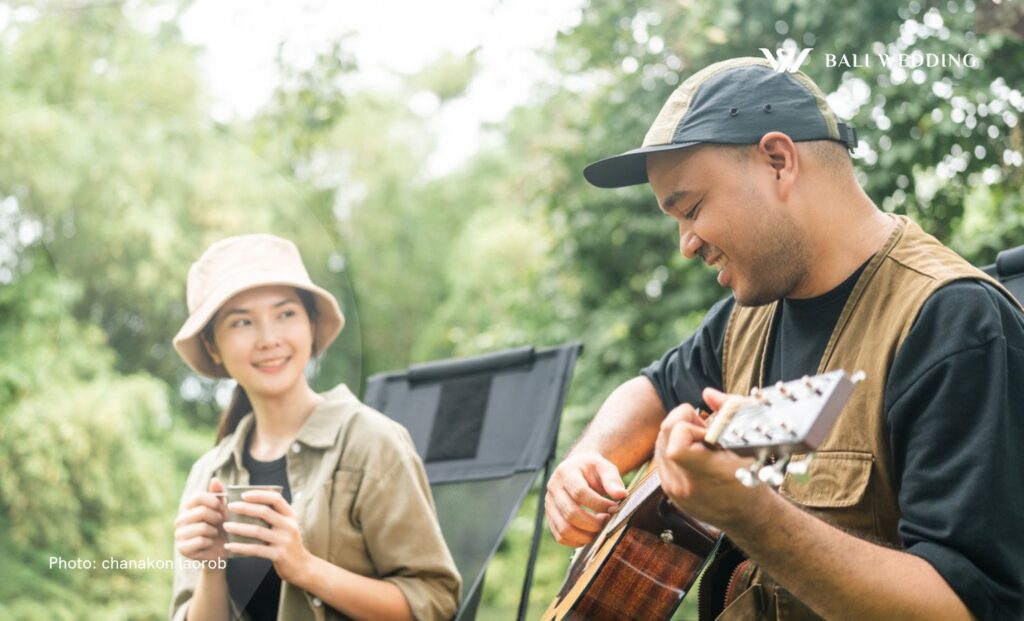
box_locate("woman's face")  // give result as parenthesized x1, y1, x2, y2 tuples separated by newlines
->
(205, 285, 315, 399)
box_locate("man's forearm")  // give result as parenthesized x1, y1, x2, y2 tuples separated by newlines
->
(726, 490, 975, 621)
(570, 376, 667, 473)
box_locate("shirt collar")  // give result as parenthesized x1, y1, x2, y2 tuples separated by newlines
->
(295, 384, 361, 448)
(208, 384, 360, 472)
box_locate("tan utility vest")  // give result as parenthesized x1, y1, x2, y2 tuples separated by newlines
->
(712, 215, 1021, 620)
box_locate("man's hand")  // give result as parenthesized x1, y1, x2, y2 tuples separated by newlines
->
(654, 387, 767, 529)
(545, 452, 629, 547)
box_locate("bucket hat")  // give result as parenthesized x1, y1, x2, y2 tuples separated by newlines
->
(172, 234, 345, 378)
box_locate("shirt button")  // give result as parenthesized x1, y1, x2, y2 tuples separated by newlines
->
(312, 596, 322, 607)
(293, 490, 302, 502)
(291, 442, 301, 454)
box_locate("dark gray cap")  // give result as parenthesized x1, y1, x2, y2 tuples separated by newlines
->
(583, 57, 858, 188)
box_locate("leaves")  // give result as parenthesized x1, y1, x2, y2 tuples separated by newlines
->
(1, 0, 1022, 618)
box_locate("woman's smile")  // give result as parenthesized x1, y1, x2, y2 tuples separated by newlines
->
(252, 355, 292, 373)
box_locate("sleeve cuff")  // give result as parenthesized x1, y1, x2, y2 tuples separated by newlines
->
(908, 540, 1021, 620)
(385, 574, 460, 621)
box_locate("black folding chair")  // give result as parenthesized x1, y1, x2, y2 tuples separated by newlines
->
(363, 343, 583, 621)
(981, 244, 1024, 303)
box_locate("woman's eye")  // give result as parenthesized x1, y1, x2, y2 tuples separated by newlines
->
(230, 318, 250, 328)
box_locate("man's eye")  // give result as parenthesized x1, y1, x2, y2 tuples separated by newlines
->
(280, 310, 296, 319)
(684, 200, 703, 220)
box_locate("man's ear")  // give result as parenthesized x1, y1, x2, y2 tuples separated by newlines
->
(758, 132, 798, 199)
(201, 333, 222, 366)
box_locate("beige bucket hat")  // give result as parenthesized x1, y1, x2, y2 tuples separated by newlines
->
(172, 234, 345, 378)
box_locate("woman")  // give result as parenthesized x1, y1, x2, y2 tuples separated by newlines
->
(169, 234, 460, 621)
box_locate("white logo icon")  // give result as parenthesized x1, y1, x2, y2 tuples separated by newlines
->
(760, 47, 813, 73)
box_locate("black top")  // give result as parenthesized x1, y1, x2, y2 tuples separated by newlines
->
(226, 430, 292, 621)
(642, 265, 1024, 620)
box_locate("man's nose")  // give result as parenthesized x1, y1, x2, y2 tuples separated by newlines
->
(679, 229, 703, 260)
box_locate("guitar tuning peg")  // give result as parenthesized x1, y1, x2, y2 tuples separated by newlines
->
(851, 370, 866, 384)
(758, 466, 782, 487)
(736, 455, 768, 488)
(758, 455, 791, 488)
(735, 466, 758, 488)
(787, 454, 815, 482)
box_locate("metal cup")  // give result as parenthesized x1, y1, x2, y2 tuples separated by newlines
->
(224, 485, 283, 554)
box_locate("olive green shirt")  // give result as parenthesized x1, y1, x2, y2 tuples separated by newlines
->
(169, 384, 461, 621)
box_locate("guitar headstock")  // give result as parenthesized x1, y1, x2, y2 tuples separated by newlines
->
(704, 370, 864, 488)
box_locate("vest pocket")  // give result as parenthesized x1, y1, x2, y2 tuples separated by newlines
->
(779, 451, 873, 508)
(778, 450, 879, 540)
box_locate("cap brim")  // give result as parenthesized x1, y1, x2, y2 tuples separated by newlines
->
(583, 142, 702, 189)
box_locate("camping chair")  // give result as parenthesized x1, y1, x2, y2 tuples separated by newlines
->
(363, 343, 583, 621)
(981, 244, 1024, 304)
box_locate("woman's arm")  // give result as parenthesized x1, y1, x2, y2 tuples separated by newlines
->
(298, 557, 413, 621)
(184, 567, 232, 621)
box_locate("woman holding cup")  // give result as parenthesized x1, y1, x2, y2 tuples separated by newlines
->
(169, 235, 460, 621)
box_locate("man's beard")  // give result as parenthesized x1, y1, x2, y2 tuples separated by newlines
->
(732, 200, 810, 308)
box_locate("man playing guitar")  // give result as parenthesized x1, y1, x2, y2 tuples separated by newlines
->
(546, 57, 1024, 620)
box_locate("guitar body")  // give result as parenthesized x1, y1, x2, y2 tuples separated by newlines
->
(542, 467, 722, 621)
(543, 371, 863, 621)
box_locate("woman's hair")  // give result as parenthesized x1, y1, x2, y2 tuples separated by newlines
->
(203, 287, 320, 443)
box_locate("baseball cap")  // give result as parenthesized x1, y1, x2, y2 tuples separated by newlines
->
(583, 57, 858, 188)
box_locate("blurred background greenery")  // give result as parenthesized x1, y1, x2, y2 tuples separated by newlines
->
(0, 0, 1021, 619)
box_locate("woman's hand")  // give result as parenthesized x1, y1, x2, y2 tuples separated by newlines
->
(223, 490, 313, 587)
(174, 477, 228, 564)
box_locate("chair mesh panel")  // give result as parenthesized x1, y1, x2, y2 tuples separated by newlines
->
(426, 373, 491, 462)
(364, 344, 582, 619)
(431, 473, 537, 600)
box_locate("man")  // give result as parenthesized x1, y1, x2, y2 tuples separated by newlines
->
(545, 57, 1024, 620)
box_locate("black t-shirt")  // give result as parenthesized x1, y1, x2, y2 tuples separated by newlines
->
(642, 265, 1024, 620)
(226, 430, 292, 621)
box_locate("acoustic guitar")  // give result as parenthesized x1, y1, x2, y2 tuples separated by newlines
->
(542, 370, 863, 621)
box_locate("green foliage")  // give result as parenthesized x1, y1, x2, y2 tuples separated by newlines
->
(0, 1, 364, 421)
(0, 375, 177, 620)
(2, 0, 1022, 618)
(408, 49, 481, 101)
